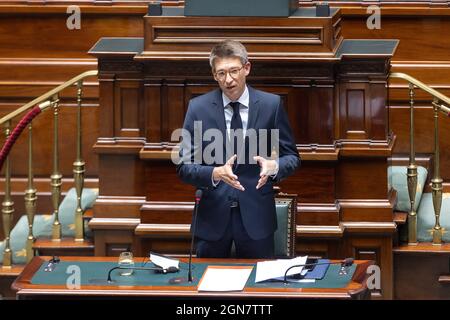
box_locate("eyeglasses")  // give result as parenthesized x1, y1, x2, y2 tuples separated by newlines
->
(214, 66, 244, 81)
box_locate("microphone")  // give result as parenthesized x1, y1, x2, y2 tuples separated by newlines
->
(283, 257, 354, 284)
(169, 189, 203, 284)
(44, 256, 60, 272)
(106, 265, 179, 283)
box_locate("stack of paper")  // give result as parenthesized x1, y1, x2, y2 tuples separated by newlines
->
(255, 256, 308, 283)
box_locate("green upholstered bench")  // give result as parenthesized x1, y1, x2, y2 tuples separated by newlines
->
(388, 165, 428, 213)
(0, 188, 98, 265)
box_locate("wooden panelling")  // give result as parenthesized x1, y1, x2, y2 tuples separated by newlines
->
(0, 103, 99, 176)
(345, 236, 393, 299)
(337, 158, 389, 199)
(289, 86, 335, 145)
(341, 17, 450, 63)
(280, 162, 336, 203)
(145, 160, 195, 202)
(297, 203, 340, 226)
(0, 13, 144, 59)
(98, 153, 146, 196)
(114, 80, 145, 137)
(143, 12, 342, 56)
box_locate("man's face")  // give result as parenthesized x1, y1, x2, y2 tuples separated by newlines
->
(213, 57, 251, 101)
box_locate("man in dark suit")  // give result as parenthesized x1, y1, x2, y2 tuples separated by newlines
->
(177, 40, 300, 259)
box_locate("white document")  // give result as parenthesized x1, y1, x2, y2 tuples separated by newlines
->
(255, 256, 308, 283)
(198, 266, 253, 292)
(150, 253, 179, 270)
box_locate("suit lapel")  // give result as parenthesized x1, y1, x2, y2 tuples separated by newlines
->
(211, 89, 228, 161)
(246, 86, 260, 132)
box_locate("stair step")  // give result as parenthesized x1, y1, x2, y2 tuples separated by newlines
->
(394, 242, 450, 254)
(0, 265, 25, 277)
(0, 265, 25, 299)
(394, 211, 407, 225)
(33, 238, 94, 257)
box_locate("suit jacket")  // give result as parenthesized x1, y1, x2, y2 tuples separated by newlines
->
(177, 86, 300, 241)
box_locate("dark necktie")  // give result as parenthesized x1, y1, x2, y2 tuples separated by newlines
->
(229, 102, 243, 160)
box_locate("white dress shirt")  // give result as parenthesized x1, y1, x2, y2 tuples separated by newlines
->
(222, 85, 250, 138)
(211, 86, 278, 187)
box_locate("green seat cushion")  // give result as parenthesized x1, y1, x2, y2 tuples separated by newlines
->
(417, 193, 450, 242)
(59, 187, 98, 237)
(0, 214, 53, 264)
(388, 166, 428, 212)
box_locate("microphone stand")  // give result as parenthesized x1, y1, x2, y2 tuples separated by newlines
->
(188, 191, 202, 282)
(283, 258, 354, 284)
(170, 189, 202, 284)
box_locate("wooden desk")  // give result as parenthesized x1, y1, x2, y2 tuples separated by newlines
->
(12, 256, 372, 300)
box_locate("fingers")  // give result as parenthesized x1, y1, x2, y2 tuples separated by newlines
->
(222, 174, 245, 191)
(256, 175, 268, 189)
(226, 154, 237, 166)
(253, 156, 264, 166)
(228, 180, 245, 191)
(254, 156, 269, 177)
(219, 162, 243, 191)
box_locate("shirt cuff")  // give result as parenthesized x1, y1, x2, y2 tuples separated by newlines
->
(211, 172, 220, 187)
(270, 159, 279, 179)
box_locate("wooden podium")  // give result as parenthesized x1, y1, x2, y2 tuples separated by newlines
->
(89, 6, 398, 299)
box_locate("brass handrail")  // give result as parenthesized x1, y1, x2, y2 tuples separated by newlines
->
(390, 72, 450, 245)
(390, 72, 450, 106)
(0, 70, 98, 126)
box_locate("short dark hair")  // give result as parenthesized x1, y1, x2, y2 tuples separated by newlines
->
(209, 40, 248, 70)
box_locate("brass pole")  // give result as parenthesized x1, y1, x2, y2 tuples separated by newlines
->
(431, 98, 443, 245)
(2, 121, 14, 267)
(51, 95, 62, 241)
(25, 124, 37, 262)
(407, 83, 418, 245)
(74, 80, 85, 241)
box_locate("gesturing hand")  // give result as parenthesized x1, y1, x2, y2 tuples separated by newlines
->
(253, 156, 278, 189)
(212, 155, 245, 191)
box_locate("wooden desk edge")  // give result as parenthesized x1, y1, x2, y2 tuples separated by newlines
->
(12, 256, 373, 299)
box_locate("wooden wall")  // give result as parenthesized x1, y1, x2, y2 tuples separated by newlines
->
(0, 5, 146, 234)
(1, 1, 449, 232)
